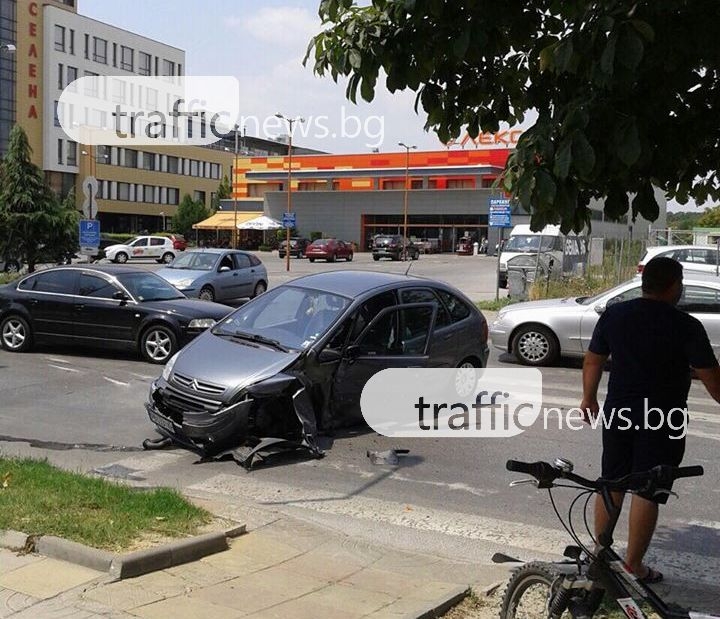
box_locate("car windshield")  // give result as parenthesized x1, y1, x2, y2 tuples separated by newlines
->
(126, 237, 144, 247)
(166, 252, 217, 270)
(213, 285, 351, 350)
(504, 235, 556, 252)
(116, 272, 185, 301)
(311, 240, 330, 247)
(578, 281, 636, 305)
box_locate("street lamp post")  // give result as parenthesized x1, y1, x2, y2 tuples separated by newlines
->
(398, 142, 417, 260)
(224, 126, 240, 248)
(276, 113, 304, 272)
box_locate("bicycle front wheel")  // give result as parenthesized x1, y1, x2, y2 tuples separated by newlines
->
(500, 562, 572, 619)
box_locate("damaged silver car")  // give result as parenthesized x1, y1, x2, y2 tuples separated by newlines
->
(144, 271, 489, 466)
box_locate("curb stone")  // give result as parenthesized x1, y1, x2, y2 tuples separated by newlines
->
(0, 524, 246, 579)
(405, 585, 469, 619)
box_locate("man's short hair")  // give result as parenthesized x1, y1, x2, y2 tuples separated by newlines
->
(642, 256, 683, 294)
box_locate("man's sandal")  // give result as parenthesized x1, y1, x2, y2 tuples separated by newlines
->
(637, 566, 663, 584)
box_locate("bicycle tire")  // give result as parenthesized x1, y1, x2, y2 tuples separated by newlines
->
(500, 562, 570, 619)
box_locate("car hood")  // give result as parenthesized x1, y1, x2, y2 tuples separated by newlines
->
(498, 297, 584, 315)
(141, 298, 233, 319)
(156, 268, 210, 283)
(105, 243, 130, 252)
(172, 330, 301, 390)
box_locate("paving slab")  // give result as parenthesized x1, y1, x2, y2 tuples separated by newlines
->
(0, 557, 102, 599)
(129, 595, 246, 619)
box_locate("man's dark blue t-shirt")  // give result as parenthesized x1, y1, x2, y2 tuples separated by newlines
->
(589, 298, 718, 411)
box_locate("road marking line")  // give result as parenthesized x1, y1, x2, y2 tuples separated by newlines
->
(103, 376, 129, 386)
(45, 357, 70, 364)
(47, 364, 80, 373)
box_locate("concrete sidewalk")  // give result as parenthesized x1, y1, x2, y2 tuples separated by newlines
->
(0, 515, 509, 619)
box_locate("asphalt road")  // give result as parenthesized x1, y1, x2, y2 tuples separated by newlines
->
(2, 252, 719, 591)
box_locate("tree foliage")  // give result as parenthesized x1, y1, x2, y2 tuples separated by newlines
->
(307, 0, 720, 232)
(172, 194, 209, 236)
(211, 174, 232, 212)
(667, 210, 704, 230)
(697, 206, 720, 228)
(0, 125, 79, 272)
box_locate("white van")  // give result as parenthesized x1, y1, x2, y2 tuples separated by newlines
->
(498, 225, 585, 288)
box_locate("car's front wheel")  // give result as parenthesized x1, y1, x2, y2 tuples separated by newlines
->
(0, 314, 33, 352)
(161, 252, 174, 264)
(373, 255, 380, 261)
(114, 252, 128, 264)
(252, 281, 267, 298)
(140, 324, 178, 364)
(199, 286, 215, 302)
(512, 325, 559, 367)
(346, 253, 353, 262)
(3, 260, 20, 274)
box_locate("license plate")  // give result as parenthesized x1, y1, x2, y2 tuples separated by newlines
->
(148, 408, 175, 432)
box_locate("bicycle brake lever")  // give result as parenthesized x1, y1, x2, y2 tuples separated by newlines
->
(509, 478, 539, 488)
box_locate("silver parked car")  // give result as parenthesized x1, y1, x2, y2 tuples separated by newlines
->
(490, 275, 720, 366)
(156, 248, 268, 302)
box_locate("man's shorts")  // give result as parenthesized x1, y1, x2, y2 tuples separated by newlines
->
(601, 408, 686, 505)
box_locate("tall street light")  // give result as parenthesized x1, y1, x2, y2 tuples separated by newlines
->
(224, 126, 240, 248)
(276, 113, 304, 272)
(398, 142, 417, 260)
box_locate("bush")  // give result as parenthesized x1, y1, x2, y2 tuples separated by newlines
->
(257, 245, 272, 252)
(310, 231, 323, 241)
(0, 272, 20, 285)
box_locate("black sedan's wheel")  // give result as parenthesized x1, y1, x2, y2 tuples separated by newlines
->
(252, 281, 267, 298)
(0, 315, 33, 352)
(512, 325, 559, 367)
(114, 252, 129, 264)
(412, 250, 419, 260)
(373, 255, 380, 261)
(199, 286, 215, 302)
(140, 324, 178, 364)
(3, 260, 20, 274)
(346, 253, 353, 262)
(455, 358, 480, 397)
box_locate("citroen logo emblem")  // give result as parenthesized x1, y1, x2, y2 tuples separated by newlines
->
(190, 379, 199, 391)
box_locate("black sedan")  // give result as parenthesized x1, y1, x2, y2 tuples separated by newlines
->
(145, 270, 489, 460)
(0, 266, 232, 364)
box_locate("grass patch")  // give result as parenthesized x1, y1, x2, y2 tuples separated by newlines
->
(0, 273, 20, 286)
(476, 297, 515, 311)
(0, 457, 212, 551)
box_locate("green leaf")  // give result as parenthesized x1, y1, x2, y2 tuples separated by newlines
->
(632, 184, 659, 223)
(453, 28, 471, 59)
(616, 26, 644, 70)
(360, 75, 376, 102)
(571, 132, 596, 178)
(539, 44, 555, 72)
(553, 138, 573, 180)
(630, 19, 655, 42)
(600, 31, 617, 75)
(554, 39, 574, 73)
(604, 185, 629, 221)
(616, 118, 641, 167)
(349, 49, 362, 69)
(534, 169, 557, 207)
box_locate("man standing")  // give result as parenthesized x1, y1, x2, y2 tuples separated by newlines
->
(581, 257, 720, 583)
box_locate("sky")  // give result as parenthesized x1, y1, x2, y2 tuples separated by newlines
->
(78, 0, 700, 212)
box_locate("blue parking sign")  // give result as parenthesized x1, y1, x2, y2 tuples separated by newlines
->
(282, 212, 296, 229)
(79, 219, 100, 248)
(489, 198, 512, 228)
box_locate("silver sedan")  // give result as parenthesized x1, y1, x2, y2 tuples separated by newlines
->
(490, 275, 720, 366)
(156, 249, 268, 303)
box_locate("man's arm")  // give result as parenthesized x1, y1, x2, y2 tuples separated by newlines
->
(693, 366, 720, 404)
(581, 351, 608, 422)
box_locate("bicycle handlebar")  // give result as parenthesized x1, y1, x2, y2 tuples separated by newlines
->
(506, 459, 704, 492)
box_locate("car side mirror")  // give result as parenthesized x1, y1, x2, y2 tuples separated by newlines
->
(317, 348, 343, 363)
(113, 290, 129, 304)
(594, 304, 605, 315)
(345, 344, 361, 359)
(219, 266, 231, 272)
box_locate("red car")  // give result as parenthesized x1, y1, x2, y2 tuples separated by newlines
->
(169, 234, 187, 251)
(304, 239, 354, 262)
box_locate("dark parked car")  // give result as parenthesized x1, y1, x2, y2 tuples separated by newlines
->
(145, 271, 489, 457)
(0, 266, 232, 363)
(278, 237, 310, 259)
(1, 258, 21, 274)
(372, 235, 420, 261)
(304, 239, 353, 263)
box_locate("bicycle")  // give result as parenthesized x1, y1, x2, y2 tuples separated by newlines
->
(495, 457, 718, 619)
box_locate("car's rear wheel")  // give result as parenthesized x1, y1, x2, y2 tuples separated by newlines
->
(199, 286, 215, 302)
(161, 252, 174, 264)
(412, 251, 419, 260)
(455, 358, 481, 397)
(309, 258, 315, 263)
(512, 325, 559, 367)
(3, 260, 20, 274)
(140, 324, 178, 364)
(373, 255, 380, 261)
(253, 281, 267, 298)
(328, 253, 336, 263)
(115, 252, 128, 264)
(0, 315, 33, 352)
(346, 253, 353, 262)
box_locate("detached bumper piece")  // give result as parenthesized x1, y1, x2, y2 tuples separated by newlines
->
(144, 377, 324, 468)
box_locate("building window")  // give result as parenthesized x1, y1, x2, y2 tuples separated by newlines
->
(190, 160, 199, 176)
(382, 180, 405, 190)
(69, 29, 74, 55)
(93, 37, 107, 64)
(117, 182, 130, 201)
(66, 141, 77, 166)
(57, 64, 64, 90)
(54, 25, 65, 52)
(446, 179, 474, 189)
(53, 101, 63, 127)
(167, 156, 179, 174)
(57, 139, 63, 165)
(161, 59, 175, 77)
(84, 34, 89, 59)
(95, 145, 110, 165)
(112, 43, 117, 67)
(146, 88, 157, 108)
(139, 52, 151, 76)
(111, 79, 125, 104)
(124, 149, 138, 168)
(120, 46, 133, 71)
(66, 66, 77, 89)
(194, 190, 206, 204)
(142, 152, 155, 171)
(168, 188, 179, 205)
(83, 71, 99, 97)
